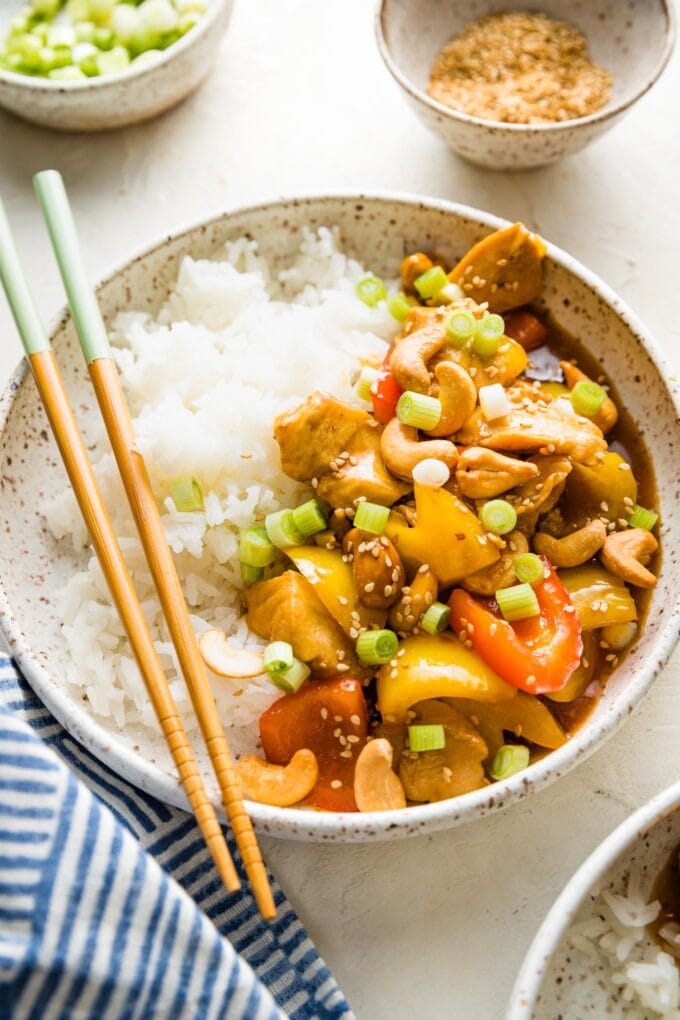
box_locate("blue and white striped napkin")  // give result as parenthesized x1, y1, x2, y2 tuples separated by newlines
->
(0, 658, 353, 1020)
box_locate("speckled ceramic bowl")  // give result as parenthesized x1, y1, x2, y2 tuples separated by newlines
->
(508, 780, 680, 1018)
(376, 0, 674, 169)
(0, 194, 679, 842)
(0, 0, 233, 131)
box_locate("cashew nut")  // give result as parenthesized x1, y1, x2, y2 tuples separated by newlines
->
(388, 567, 439, 633)
(561, 361, 618, 434)
(400, 252, 433, 292)
(344, 528, 404, 609)
(426, 360, 477, 437)
(533, 519, 607, 568)
(600, 528, 658, 587)
(456, 447, 539, 499)
(389, 325, 449, 392)
(380, 419, 458, 481)
(237, 749, 319, 807)
(354, 738, 407, 812)
(462, 531, 529, 596)
(199, 629, 264, 679)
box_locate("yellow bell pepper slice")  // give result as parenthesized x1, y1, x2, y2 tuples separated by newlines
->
(451, 692, 566, 756)
(561, 452, 638, 528)
(540, 381, 569, 400)
(377, 633, 515, 722)
(559, 564, 638, 630)
(285, 545, 385, 636)
(385, 482, 499, 587)
(446, 336, 528, 390)
(545, 630, 597, 703)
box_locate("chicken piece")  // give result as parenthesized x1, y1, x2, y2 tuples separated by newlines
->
(398, 701, 488, 802)
(246, 571, 365, 677)
(462, 530, 529, 596)
(274, 392, 408, 508)
(449, 223, 547, 314)
(456, 395, 607, 466)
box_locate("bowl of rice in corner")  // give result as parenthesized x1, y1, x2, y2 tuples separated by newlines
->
(0, 193, 678, 843)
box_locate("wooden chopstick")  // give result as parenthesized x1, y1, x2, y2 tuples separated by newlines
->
(34, 171, 276, 921)
(0, 195, 240, 898)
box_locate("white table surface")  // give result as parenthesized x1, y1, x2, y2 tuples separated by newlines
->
(1, 2, 679, 1017)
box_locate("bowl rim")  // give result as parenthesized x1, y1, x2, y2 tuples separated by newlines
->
(375, 0, 675, 134)
(1, 190, 679, 841)
(507, 777, 680, 1019)
(0, 0, 228, 91)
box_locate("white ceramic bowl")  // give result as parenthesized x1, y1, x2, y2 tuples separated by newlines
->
(508, 779, 680, 1018)
(0, 193, 678, 842)
(0, 0, 233, 131)
(376, 0, 674, 169)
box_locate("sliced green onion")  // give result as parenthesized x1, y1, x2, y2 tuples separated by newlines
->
(354, 500, 390, 535)
(496, 583, 540, 622)
(408, 724, 445, 752)
(414, 265, 448, 299)
(170, 476, 204, 512)
(96, 44, 130, 74)
(514, 552, 544, 586)
(445, 309, 476, 347)
(240, 562, 264, 586)
(267, 657, 311, 694)
(355, 275, 387, 308)
(263, 641, 294, 675)
(239, 526, 275, 567)
(396, 391, 442, 431)
(480, 499, 517, 536)
(570, 380, 606, 417)
(292, 498, 327, 538)
(48, 64, 86, 78)
(355, 366, 377, 402)
(489, 744, 530, 780)
(472, 313, 505, 358)
(387, 292, 413, 323)
(356, 629, 398, 665)
(264, 508, 303, 549)
(628, 504, 659, 531)
(420, 602, 451, 636)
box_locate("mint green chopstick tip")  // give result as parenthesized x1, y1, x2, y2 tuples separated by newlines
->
(0, 194, 50, 357)
(34, 170, 111, 365)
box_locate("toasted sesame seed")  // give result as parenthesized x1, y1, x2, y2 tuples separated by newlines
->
(330, 780, 343, 789)
(320, 707, 329, 720)
(364, 582, 375, 593)
(334, 715, 343, 722)
(350, 714, 361, 726)
(337, 663, 350, 672)
(337, 596, 348, 606)
(347, 735, 360, 744)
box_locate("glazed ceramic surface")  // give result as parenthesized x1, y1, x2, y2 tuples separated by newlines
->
(0, 194, 678, 843)
(376, 0, 674, 169)
(0, 0, 233, 131)
(508, 780, 680, 1019)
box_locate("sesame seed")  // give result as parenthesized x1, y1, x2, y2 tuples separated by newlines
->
(347, 735, 360, 744)
(333, 727, 342, 738)
(320, 707, 329, 720)
(330, 780, 343, 789)
(489, 622, 497, 636)
(364, 582, 375, 593)
(337, 596, 348, 605)
(350, 714, 361, 726)
(526, 674, 536, 685)
(334, 715, 343, 722)
(337, 663, 350, 672)
(340, 749, 353, 759)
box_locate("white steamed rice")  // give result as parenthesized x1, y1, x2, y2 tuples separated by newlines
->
(44, 227, 395, 758)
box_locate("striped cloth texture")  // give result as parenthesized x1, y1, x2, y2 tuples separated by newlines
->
(0, 657, 353, 1020)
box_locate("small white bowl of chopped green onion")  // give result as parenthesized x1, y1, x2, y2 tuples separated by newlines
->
(0, 0, 233, 130)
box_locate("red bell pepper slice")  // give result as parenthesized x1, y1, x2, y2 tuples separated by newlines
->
(503, 309, 548, 352)
(371, 349, 402, 424)
(448, 559, 582, 694)
(259, 676, 368, 811)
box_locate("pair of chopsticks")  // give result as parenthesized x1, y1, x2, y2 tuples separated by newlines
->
(0, 171, 275, 920)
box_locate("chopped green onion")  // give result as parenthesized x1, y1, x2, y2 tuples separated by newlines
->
(420, 601, 451, 636)
(514, 552, 545, 586)
(240, 562, 264, 586)
(96, 44, 129, 74)
(356, 629, 398, 665)
(239, 526, 275, 567)
(354, 500, 390, 535)
(479, 383, 511, 421)
(445, 309, 476, 347)
(292, 498, 327, 538)
(489, 744, 530, 780)
(355, 276, 387, 307)
(628, 504, 659, 531)
(263, 641, 294, 675)
(396, 391, 442, 431)
(472, 313, 505, 358)
(414, 265, 448, 299)
(170, 476, 204, 512)
(480, 499, 517, 535)
(496, 583, 540, 622)
(408, 724, 446, 752)
(387, 292, 413, 323)
(355, 366, 377, 402)
(264, 508, 303, 549)
(412, 458, 450, 488)
(267, 657, 310, 694)
(570, 380, 606, 417)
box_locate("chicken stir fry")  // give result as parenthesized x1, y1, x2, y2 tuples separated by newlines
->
(203, 224, 660, 814)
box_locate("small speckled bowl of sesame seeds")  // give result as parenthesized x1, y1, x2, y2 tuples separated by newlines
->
(376, 0, 674, 169)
